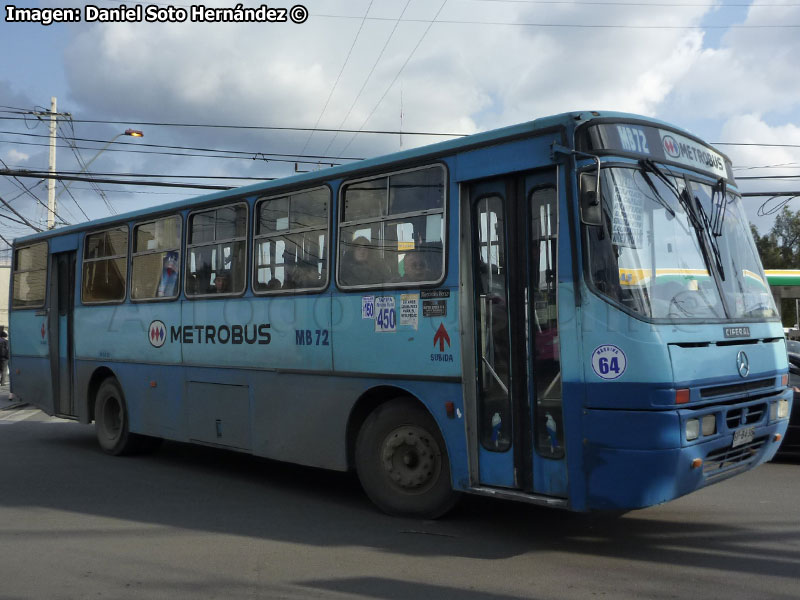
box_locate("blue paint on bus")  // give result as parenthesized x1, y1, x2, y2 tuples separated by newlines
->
(9, 111, 792, 517)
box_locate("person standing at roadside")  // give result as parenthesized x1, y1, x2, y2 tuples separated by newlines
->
(0, 331, 9, 386)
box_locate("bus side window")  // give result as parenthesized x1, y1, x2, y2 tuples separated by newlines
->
(338, 165, 445, 289)
(254, 187, 329, 293)
(186, 203, 248, 297)
(82, 227, 129, 304)
(131, 216, 181, 301)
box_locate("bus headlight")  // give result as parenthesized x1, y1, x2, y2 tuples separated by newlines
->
(702, 414, 716, 436)
(686, 419, 700, 441)
(778, 399, 790, 419)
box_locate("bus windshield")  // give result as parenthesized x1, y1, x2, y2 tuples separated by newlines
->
(689, 181, 778, 320)
(586, 165, 776, 321)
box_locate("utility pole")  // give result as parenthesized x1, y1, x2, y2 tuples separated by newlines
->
(31, 98, 70, 229)
(47, 97, 57, 229)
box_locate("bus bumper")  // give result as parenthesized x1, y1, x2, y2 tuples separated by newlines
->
(581, 391, 792, 511)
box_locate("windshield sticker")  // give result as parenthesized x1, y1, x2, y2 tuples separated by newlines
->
(611, 182, 644, 249)
(362, 296, 375, 320)
(659, 130, 726, 179)
(374, 296, 396, 332)
(400, 294, 419, 329)
(591, 345, 627, 380)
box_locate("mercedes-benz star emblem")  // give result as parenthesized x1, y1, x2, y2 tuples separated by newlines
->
(736, 350, 750, 378)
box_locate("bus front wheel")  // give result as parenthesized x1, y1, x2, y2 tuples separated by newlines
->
(94, 378, 144, 456)
(355, 399, 457, 518)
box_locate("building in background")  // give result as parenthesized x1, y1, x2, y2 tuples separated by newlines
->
(0, 249, 9, 333)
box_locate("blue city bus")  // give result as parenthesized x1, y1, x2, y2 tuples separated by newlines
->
(9, 111, 793, 517)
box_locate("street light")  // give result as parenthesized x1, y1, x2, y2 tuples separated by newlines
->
(50, 128, 144, 227)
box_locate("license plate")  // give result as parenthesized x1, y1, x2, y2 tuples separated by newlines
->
(732, 426, 755, 448)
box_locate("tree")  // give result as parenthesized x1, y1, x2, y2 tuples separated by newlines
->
(752, 207, 800, 326)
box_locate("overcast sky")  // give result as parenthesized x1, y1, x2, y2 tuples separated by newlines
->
(1, 0, 799, 245)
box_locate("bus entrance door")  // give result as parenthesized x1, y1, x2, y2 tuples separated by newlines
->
(469, 171, 567, 498)
(49, 251, 76, 418)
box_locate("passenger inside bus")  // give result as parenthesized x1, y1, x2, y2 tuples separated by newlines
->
(399, 244, 440, 282)
(211, 271, 231, 294)
(156, 251, 179, 297)
(339, 236, 389, 286)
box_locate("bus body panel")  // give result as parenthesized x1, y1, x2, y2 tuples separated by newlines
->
(453, 135, 559, 182)
(583, 397, 790, 510)
(180, 296, 331, 371)
(9, 111, 792, 516)
(9, 299, 53, 412)
(331, 291, 460, 377)
(74, 304, 183, 365)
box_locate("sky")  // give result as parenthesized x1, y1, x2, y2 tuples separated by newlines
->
(1, 0, 800, 249)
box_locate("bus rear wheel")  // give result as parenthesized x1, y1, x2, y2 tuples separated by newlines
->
(94, 378, 147, 456)
(355, 399, 457, 518)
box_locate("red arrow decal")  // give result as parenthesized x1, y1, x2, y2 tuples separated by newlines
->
(433, 323, 450, 352)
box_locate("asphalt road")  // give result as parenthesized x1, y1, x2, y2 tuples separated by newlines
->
(1, 404, 799, 600)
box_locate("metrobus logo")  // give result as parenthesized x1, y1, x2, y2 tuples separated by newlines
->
(149, 320, 167, 348)
(662, 135, 680, 158)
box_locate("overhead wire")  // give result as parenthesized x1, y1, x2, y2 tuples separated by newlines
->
(298, 0, 376, 156)
(321, 0, 413, 157)
(0, 129, 366, 163)
(337, 0, 450, 157)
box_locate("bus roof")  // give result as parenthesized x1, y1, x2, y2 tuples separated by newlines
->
(12, 110, 708, 245)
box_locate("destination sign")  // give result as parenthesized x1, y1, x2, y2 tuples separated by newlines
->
(583, 123, 732, 181)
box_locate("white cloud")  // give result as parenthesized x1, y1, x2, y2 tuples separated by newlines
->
(5, 149, 31, 163)
(61, 0, 717, 159)
(669, 6, 800, 119)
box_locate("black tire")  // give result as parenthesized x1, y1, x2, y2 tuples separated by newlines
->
(355, 399, 458, 518)
(94, 378, 145, 456)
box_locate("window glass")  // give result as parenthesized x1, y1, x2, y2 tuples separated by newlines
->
(338, 166, 446, 288)
(474, 195, 511, 452)
(82, 227, 128, 303)
(259, 196, 289, 234)
(530, 187, 564, 459)
(131, 216, 181, 300)
(186, 204, 247, 296)
(342, 177, 387, 221)
(389, 166, 445, 214)
(254, 188, 329, 293)
(587, 167, 724, 319)
(12, 242, 47, 308)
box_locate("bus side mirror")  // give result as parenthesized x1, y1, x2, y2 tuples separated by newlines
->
(580, 172, 602, 226)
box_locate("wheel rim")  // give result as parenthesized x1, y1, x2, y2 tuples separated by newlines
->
(101, 396, 122, 441)
(380, 425, 441, 493)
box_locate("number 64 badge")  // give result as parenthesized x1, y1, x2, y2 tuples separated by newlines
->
(591, 345, 627, 380)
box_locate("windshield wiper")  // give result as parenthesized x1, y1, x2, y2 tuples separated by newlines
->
(710, 177, 727, 237)
(640, 159, 726, 282)
(637, 160, 675, 218)
(692, 194, 726, 281)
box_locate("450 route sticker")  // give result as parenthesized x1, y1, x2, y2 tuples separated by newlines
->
(591, 345, 627, 380)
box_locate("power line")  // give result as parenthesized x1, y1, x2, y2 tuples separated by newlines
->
(322, 0, 413, 156)
(715, 142, 800, 148)
(0, 115, 466, 137)
(0, 158, 70, 226)
(0, 193, 43, 232)
(0, 129, 366, 162)
(313, 13, 800, 29)
(468, 0, 800, 6)
(0, 137, 355, 167)
(1, 169, 237, 190)
(298, 0, 376, 156)
(337, 0, 450, 156)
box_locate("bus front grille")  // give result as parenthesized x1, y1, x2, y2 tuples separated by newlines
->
(700, 378, 774, 399)
(703, 437, 766, 481)
(725, 403, 768, 429)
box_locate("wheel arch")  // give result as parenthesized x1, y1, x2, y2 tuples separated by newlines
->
(345, 385, 437, 470)
(86, 366, 118, 422)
